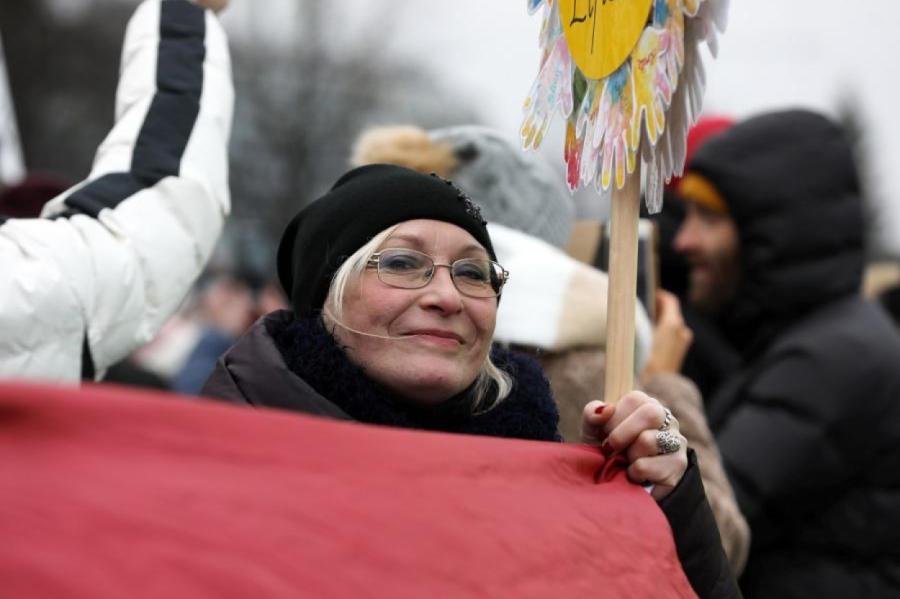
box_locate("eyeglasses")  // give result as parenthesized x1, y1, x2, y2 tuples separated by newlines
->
(366, 248, 509, 298)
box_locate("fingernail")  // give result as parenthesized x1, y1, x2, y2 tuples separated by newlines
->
(600, 440, 615, 458)
(594, 404, 606, 415)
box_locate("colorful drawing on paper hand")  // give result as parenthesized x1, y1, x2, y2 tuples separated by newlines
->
(522, 0, 729, 212)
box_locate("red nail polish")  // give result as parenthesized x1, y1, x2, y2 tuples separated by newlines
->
(600, 440, 615, 458)
(594, 405, 606, 415)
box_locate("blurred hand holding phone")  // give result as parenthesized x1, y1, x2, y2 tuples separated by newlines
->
(570, 218, 693, 380)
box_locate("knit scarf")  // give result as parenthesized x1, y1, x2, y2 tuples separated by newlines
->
(273, 317, 560, 442)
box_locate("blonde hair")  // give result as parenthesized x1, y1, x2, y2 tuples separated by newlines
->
(324, 226, 512, 413)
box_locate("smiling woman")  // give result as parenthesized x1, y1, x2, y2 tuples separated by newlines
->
(203, 164, 541, 431)
(201, 163, 739, 597)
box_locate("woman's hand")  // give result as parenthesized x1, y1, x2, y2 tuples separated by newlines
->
(640, 290, 694, 382)
(582, 391, 688, 501)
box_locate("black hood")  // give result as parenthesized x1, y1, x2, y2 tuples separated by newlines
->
(688, 109, 864, 355)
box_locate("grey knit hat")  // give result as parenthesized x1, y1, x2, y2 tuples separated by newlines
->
(429, 126, 575, 248)
(351, 125, 576, 248)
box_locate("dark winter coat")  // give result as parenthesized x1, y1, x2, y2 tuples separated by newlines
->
(690, 109, 900, 598)
(202, 311, 740, 599)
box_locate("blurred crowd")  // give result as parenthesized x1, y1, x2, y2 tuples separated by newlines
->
(2, 1, 900, 597)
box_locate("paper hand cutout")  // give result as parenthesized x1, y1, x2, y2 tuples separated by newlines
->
(522, 36, 574, 150)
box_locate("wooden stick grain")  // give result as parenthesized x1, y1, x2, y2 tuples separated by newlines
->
(603, 165, 642, 404)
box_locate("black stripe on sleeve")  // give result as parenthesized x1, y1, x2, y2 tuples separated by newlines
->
(62, 173, 144, 216)
(64, 0, 206, 218)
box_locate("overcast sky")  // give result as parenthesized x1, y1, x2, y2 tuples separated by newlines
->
(220, 0, 900, 254)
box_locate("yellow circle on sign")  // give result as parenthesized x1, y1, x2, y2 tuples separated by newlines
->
(559, 0, 654, 80)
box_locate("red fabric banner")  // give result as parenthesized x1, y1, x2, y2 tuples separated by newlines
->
(0, 382, 697, 598)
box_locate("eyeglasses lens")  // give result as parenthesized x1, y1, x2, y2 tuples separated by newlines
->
(375, 249, 502, 298)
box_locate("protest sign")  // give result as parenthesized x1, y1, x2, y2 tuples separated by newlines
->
(522, 0, 728, 399)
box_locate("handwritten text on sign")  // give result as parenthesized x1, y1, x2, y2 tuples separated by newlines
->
(559, 0, 653, 79)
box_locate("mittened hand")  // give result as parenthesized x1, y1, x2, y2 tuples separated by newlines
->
(582, 391, 688, 501)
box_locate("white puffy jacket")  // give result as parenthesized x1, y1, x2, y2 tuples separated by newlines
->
(0, 0, 233, 382)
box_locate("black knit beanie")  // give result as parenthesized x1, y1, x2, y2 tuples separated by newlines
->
(277, 164, 497, 317)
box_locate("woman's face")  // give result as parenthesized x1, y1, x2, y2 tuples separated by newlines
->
(328, 219, 497, 405)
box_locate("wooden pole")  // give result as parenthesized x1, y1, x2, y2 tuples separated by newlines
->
(603, 162, 642, 404)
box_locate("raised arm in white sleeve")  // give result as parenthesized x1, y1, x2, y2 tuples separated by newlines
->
(0, 0, 233, 382)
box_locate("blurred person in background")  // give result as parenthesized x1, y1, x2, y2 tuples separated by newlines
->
(171, 272, 256, 395)
(649, 116, 742, 401)
(351, 124, 750, 574)
(674, 108, 900, 598)
(172, 270, 288, 395)
(170, 219, 288, 395)
(0, 0, 232, 383)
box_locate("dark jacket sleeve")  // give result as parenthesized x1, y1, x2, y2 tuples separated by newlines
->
(659, 450, 742, 599)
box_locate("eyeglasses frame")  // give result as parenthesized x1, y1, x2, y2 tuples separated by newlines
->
(365, 248, 509, 298)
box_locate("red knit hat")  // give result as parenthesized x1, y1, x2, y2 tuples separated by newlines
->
(666, 115, 735, 192)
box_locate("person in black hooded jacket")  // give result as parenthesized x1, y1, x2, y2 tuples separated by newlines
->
(203, 164, 740, 598)
(673, 108, 900, 598)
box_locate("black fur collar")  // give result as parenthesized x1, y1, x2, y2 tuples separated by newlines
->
(273, 316, 560, 442)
